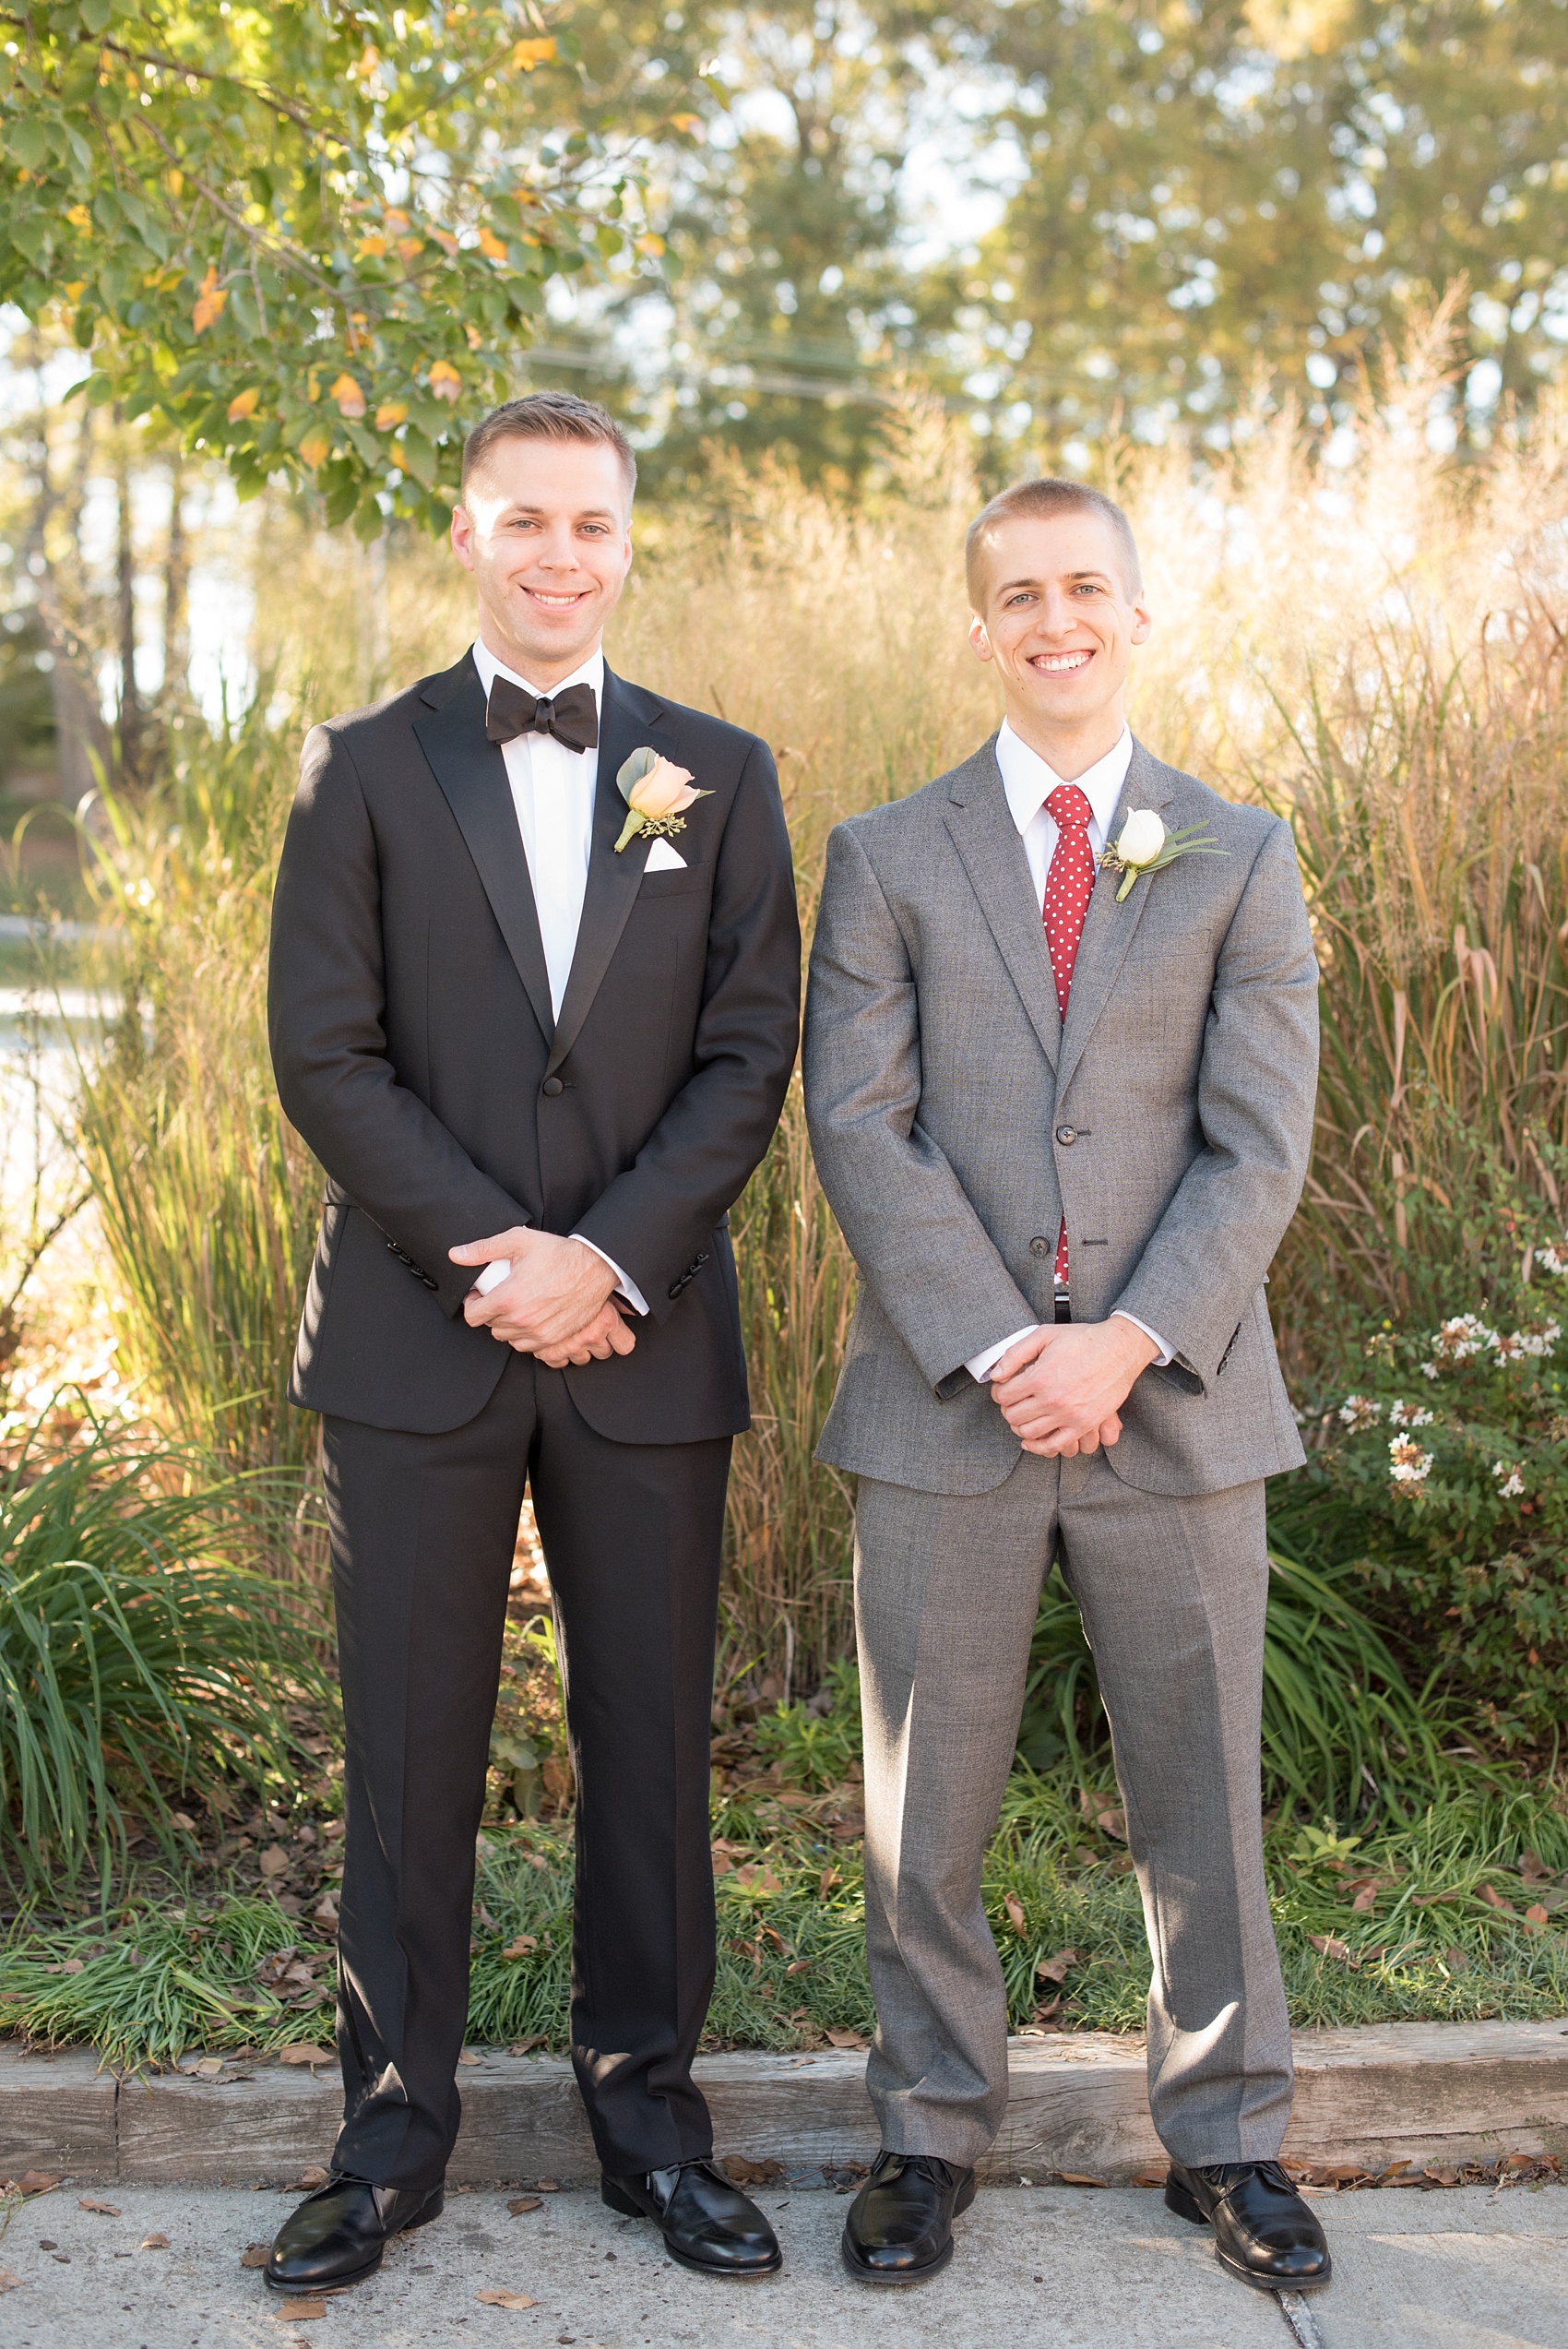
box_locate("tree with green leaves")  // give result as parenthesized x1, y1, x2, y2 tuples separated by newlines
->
(0, 0, 675, 535)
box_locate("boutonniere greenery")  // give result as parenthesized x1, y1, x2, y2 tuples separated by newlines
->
(1099, 808, 1227, 902)
(614, 746, 712, 853)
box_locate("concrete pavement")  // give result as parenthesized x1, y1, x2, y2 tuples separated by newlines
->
(1, 2176, 1564, 2349)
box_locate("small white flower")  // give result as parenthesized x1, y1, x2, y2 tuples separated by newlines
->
(1388, 1436, 1434, 1485)
(1431, 1315, 1499, 1362)
(1115, 808, 1167, 867)
(1387, 1399, 1434, 1429)
(1338, 1393, 1382, 1430)
(1491, 1461, 1526, 1498)
(1420, 1360, 1440, 1380)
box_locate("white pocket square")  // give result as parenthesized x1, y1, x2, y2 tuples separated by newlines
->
(644, 839, 687, 873)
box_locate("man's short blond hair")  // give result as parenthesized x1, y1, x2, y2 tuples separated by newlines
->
(461, 390, 636, 503)
(965, 477, 1142, 606)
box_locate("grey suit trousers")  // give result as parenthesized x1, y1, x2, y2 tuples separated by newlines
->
(854, 1451, 1292, 2169)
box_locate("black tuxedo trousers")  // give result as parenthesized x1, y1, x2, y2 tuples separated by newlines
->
(327, 1353, 731, 2188)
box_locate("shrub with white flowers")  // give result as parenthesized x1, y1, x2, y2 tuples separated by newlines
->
(1314, 1276, 1568, 1747)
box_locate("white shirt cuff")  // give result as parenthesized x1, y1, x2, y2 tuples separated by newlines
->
(572, 1235, 649, 1318)
(966, 1324, 1042, 1383)
(1112, 1309, 1172, 1366)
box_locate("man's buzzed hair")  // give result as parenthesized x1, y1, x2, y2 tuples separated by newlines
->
(965, 476, 1142, 606)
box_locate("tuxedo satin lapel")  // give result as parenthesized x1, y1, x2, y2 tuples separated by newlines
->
(941, 740, 1060, 1071)
(1055, 738, 1179, 1098)
(413, 656, 555, 1046)
(546, 667, 678, 1079)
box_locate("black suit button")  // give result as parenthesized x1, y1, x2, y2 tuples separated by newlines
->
(1029, 1236, 1051, 1258)
(1055, 1125, 1076, 1146)
(541, 1076, 564, 1097)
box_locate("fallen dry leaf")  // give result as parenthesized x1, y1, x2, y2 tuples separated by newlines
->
(1003, 1890, 1028, 1936)
(191, 2056, 226, 2080)
(725, 2157, 784, 2186)
(732, 1863, 783, 1894)
(14, 2172, 60, 2195)
(711, 1851, 733, 1877)
(825, 2027, 870, 2050)
(1130, 2169, 1168, 2188)
(1524, 1903, 1550, 1933)
(1095, 1807, 1127, 1842)
(535, 2177, 561, 2192)
(1035, 1947, 1078, 1984)
(140, 2233, 170, 2249)
(240, 2243, 272, 2269)
(1444, 1947, 1471, 1973)
(1057, 2172, 1109, 2188)
(499, 1934, 538, 1959)
(172, 1811, 196, 1832)
(506, 2035, 547, 2057)
(506, 2195, 542, 2215)
(1477, 1883, 1516, 1914)
(476, 2288, 539, 2308)
(1350, 1884, 1380, 1913)
(298, 2166, 329, 2188)
(0, 2266, 21, 2292)
(276, 2296, 327, 2319)
(1423, 2164, 1461, 2187)
(1031, 1995, 1062, 2023)
(258, 1844, 290, 1878)
(78, 2196, 121, 2215)
(457, 2051, 481, 2067)
(1521, 1849, 1552, 1881)
(277, 2044, 334, 2068)
(1307, 1932, 1351, 1963)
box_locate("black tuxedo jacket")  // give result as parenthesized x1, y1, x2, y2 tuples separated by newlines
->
(267, 652, 801, 1442)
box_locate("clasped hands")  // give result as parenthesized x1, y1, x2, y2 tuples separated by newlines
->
(449, 1227, 636, 1367)
(986, 1317, 1158, 1458)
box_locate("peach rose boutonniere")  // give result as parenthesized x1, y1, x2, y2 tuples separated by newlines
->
(614, 746, 712, 853)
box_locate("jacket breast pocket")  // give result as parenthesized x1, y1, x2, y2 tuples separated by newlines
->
(636, 864, 710, 900)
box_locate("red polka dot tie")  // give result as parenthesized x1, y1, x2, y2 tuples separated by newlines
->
(1042, 782, 1097, 1290)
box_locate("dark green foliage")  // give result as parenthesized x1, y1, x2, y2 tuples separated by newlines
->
(0, 1425, 323, 1890)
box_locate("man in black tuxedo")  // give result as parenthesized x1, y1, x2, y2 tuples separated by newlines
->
(265, 392, 800, 2293)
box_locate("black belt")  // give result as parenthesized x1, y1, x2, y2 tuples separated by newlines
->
(1054, 1288, 1072, 1325)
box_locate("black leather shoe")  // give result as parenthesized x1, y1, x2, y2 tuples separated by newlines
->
(266, 2172, 445, 2292)
(841, 2149, 977, 2285)
(1165, 2159, 1331, 2290)
(601, 2158, 781, 2278)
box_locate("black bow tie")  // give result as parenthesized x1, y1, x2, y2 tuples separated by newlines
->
(484, 674, 599, 754)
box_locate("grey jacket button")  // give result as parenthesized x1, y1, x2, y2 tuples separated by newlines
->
(541, 1076, 564, 1097)
(1055, 1125, 1076, 1145)
(1029, 1235, 1051, 1257)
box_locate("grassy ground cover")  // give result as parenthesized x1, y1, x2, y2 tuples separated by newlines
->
(4, 1749, 1566, 2070)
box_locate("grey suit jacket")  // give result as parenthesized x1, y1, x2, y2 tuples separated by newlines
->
(802, 735, 1318, 1497)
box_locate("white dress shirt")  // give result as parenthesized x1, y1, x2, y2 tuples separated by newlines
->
(964, 721, 1170, 1384)
(469, 638, 647, 1318)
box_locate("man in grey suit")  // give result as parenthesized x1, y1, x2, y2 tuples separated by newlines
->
(802, 477, 1329, 2297)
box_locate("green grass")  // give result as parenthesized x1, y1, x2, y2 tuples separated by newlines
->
(0, 1425, 326, 1894)
(5, 1769, 1564, 2068)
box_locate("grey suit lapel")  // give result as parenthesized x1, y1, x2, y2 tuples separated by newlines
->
(1055, 738, 1179, 1098)
(546, 668, 678, 1079)
(413, 655, 555, 1047)
(941, 738, 1061, 1071)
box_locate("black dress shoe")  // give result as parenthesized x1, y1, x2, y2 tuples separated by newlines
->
(266, 2172, 445, 2292)
(1165, 2159, 1331, 2290)
(601, 2158, 781, 2277)
(841, 2149, 977, 2285)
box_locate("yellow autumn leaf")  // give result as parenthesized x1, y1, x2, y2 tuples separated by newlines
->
(397, 236, 424, 261)
(192, 266, 227, 334)
(227, 388, 260, 422)
(63, 280, 85, 300)
(374, 400, 408, 431)
(510, 35, 556, 67)
(636, 233, 666, 257)
(356, 234, 389, 257)
(297, 430, 331, 470)
(329, 373, 367, 419)
(65, 204, 91, 229)
(476, 225, 508, 260)
(384, 208, 410, 231)
(670, 114, 703, 135)
(428, 360, 462, 402)
(164, 167, 183, 196)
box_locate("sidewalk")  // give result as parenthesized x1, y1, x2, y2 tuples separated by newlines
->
(1, 2176, 1562, 2349)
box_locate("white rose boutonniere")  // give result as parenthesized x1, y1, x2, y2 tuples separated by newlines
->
(1100, 807, 1227, 902)
(614, 746, 713, 853)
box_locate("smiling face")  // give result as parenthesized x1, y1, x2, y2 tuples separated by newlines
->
(968, 507, 1151, 776)
(451, 434, 634, 686)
